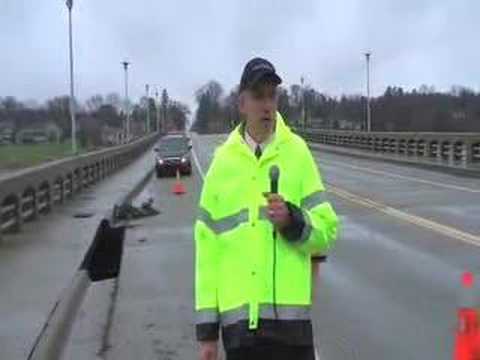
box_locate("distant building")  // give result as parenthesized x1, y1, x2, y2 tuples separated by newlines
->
(101, 126, 125, 146)
(452, 111, 467, 121)
(131, 120, 146, 137)
(307, 117, 362, 131)
(15, 121, 61, 144)
(0, 121, 14, 145)
(338, 119, 362, 131)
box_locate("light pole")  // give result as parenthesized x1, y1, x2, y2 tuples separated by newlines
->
(155, 87, 160, 133)
(122, 61, 131, 140)
(301, 76, 306, 130)
(162, 89, 167, 134)
(66, 0, 77, 154)
(365, 52, 372, 132)
(145, 84, 151, 134)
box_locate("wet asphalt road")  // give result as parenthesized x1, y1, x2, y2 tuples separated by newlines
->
(4, 134, 477, 359)
(103, 134, 480, 360)
(105, 167, 200, 360)
(309, 152, 480, 360)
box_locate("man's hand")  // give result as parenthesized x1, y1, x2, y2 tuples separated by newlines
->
(263, 193, 291, 230)
(199, 341, 218, 360)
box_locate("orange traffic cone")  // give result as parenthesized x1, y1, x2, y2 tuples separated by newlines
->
(453, 272, 480, 360)
(172, 168, 186, 195)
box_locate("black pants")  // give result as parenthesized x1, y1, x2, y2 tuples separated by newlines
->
(226, 345, 315, 360)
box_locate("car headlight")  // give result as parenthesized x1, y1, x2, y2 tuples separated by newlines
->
(157, 159, 164, 164)
(181, 157, 187, 163)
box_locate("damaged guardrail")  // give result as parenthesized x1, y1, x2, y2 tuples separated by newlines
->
(27, 163, 157, 360)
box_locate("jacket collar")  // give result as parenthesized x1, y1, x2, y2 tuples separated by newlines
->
(244, 126, 273, 152)
(225, 112, 292, 156)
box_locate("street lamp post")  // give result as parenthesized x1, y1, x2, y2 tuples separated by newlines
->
(155, 87, 160, 133)
(162, 89, 167, 134)
(122, 61, 131, 141)
(145, 84, 151, 134)
(365, 52, 372, 132)
(301, 76, 306, 130)
(66, 0, 77, 154)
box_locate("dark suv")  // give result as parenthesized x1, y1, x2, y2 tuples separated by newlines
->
(154, 135, 192, 178)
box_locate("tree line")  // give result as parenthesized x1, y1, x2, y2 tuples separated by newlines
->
(0, 90, 190, 148)
(191, 81, 480, 134)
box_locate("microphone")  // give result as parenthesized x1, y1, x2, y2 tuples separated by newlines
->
(269, 165, 280, 239)
(269, 165, 280, 320)
(269, 165, 280, 194)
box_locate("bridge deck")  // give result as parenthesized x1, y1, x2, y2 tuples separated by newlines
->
(88, 134, 480, 360)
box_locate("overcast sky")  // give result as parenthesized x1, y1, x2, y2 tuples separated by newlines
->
(1, 0, 479, 110)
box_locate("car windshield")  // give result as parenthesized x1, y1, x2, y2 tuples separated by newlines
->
(158, 138, 188, 153)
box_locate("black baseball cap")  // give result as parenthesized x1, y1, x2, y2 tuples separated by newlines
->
(239, 57, 282, 92)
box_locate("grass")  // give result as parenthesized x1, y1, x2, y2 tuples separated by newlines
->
(0, 141, 87, 171)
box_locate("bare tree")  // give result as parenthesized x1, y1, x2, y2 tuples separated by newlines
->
(195, 81, 223, 104)
(105, 92, 122, 112)
(85, 94, 104, 113)
(46, 96, 71, 139)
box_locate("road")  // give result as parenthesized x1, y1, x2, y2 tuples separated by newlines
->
(98, 133, 480, 360)
(310, 150, 480, 359)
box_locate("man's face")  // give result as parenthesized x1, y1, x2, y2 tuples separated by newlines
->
(239, 82, 278, 129)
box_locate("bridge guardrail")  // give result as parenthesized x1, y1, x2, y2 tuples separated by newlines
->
(0, 134, 158, 240)
(295, 129, 480, 167)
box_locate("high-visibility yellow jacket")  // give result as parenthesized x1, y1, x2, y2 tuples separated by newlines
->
(194, 112, 339, 349)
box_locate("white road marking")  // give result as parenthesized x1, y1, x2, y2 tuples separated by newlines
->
(192, 149, 205, 180)
(328, 184, 480, 248)
(315, 154, 480, 193)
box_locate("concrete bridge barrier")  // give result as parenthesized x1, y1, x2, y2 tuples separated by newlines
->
(0, 134, 158, 240)
(296, 129, 480, 168)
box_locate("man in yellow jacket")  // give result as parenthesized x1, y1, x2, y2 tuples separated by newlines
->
(195, 58, 339, 360)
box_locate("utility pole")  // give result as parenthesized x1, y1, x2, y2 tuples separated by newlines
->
(162, 89, 167, 134)
(365, 52, 372, 132)
(66, 0, 77, 154)
(155, 87, 160, 133)
(122, 61, 131, 141)
(301, 76, 306, 130)
(145, 84, 151, 134)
